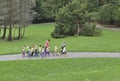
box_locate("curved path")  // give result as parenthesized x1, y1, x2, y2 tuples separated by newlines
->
(96, 24, 120, 31)
(0, 52, 120, 61)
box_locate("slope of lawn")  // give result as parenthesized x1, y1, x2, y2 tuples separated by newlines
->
(0, 58, 120, 81)
(0, 23, 120, 54)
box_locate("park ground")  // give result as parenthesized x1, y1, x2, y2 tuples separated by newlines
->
(0, 58, 120, 81)
(0, 23, 120, 55)
(0, 23, 120, 81)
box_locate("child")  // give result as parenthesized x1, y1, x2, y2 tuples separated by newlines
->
(61, 41, 66, 54)
(41, 46, 45, 58)
(62, 46, 67, 56)
(31, 45, 35, 57)
(45, 46, 50, 57)
(34, 45, 38, 57)
(54, 45, 58, 56)
(28, 46, 32, 57)
(22, 45, 26, 58)
(26, 46, 29, 54)
(38, 45, 42, 56)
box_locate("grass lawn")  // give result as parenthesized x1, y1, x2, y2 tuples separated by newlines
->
(0, 58, 120, 81)
(0, 23, 120, 54)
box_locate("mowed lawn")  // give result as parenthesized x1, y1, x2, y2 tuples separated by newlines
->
(0, 23, 120, 54)
(0, 58, 120, 81)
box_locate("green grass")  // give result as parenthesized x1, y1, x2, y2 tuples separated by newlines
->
(0, 23, 120, 54)
(0, 58, 120, 81)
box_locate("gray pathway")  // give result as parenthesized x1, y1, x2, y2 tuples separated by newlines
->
(0, 52, 120, 61)
(96, 24, 120, 31)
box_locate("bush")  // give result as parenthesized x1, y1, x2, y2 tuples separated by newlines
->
(80, 23, 101, 36)
(51, 32, 65, 38)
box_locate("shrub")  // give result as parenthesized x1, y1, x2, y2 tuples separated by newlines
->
(80, 23, 101, 36)
(51, 32, 65, 38)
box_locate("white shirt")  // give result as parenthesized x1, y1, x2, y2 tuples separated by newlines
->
(63, 47, 66, 52)
(41, 48, 45, 52)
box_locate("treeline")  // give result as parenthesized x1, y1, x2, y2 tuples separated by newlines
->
(32, 0, 72, 23)
(33, 0, 120, 25)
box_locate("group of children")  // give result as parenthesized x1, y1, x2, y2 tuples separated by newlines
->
(22, 40, 67, 58)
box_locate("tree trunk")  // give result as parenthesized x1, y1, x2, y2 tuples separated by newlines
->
(17, 25, 21, 39)
(21, 26, 25, 38)
(77, 22, 80, 36)
(0, 25, 1, 37)
(2, 26, 6, 39)
(2, 21, 7, 39)
(8, 24, 12, 41)
(110, 19, 114, 25)
(17, 0, 22, 39)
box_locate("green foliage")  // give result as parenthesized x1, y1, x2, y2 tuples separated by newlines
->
(52, 0, 90, 38)
(33, 0, 72, 21)
(33, 0, 120, 26)
(115, 2, 120, 26)
(33, 0, 43, 20)
(99, 0, 120, 25)
(88, 12, 100, 21)
(80, 23, 101, 36)
(87, 0, 100, 12)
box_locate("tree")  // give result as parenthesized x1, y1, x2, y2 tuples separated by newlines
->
(17, 0, 35, 39)
(0, 0, 8, 39)
(51, 0, 89, 38)
(0, 0, 35, 41)
(7, 0, 19, 41)
(99, 2, 119, 25)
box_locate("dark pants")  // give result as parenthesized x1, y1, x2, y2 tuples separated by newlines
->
(61, 47, 64, 54)
(22, 51, 25, 58)
(45, 52, 50, 57)
(41, 52, 44, 58)
(31, 52, 34, 56)
(34, 52, 38, 57)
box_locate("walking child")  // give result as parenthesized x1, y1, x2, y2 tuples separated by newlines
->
(61, 41, 66, 54)
(34, 45, 38, 57)
(45, 46, 50, 57)
(62, 46, 67, 56)
(54, 45, 58, 56)
(41, 46, 45, 58)
(38, 45, 42, 56)
(22, 45, 26, 58)
(31, 44, 35, 57)
(28, 46, 32, 57)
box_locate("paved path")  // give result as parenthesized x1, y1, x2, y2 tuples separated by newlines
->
(96, 24, 120, 31)
(0, 52, 120, 61)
